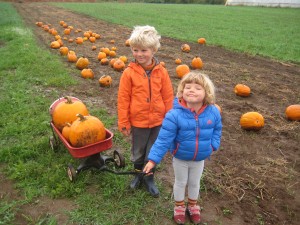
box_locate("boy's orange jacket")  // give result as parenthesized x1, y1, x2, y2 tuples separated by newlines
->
(117, 61, 174, 132)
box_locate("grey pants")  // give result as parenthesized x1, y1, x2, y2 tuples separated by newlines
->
(131, 125, 161, 165)
(173, 157, 205, 202)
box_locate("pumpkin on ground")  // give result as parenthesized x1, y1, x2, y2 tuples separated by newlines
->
(59, 46, 69, 56)
(81, 68, 94, 79)
(52, 96, 89, 131)
(197, 38, 206, 44)
(67, 51, 77, 62)
(240, 112, 264, 131)
(50, 41, 60, 49)
(176, 64, 190, 79)
(191, 56, 203, 69)
(285, 104, 300, 121)
(69, 114, 106, 147)
(113, 59, 125, 71)
(175, 58, 182, 65)
(234, 84, 251, 97)
(181, 44, 190, 53)
(99, 75, 112, 87)
(76, 57, 89, 70)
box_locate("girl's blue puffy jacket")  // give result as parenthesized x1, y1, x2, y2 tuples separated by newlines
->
(148, 97, 222, 164)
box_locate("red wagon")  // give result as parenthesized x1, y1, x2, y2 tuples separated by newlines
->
(49, 97, 140, 182)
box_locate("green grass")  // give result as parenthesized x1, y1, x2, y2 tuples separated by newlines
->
(54, 2, 300, 64)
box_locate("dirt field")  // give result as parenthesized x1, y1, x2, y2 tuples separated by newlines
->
(3, 2, 300, 224)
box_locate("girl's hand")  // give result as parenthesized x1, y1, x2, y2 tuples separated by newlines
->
(143, 161, 155, 174)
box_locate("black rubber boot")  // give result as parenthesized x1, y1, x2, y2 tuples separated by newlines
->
(144, 171, 160, 198)
(130, 164, 144, 189)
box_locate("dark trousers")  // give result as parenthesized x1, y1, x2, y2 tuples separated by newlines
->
(131, 125, 161, 167)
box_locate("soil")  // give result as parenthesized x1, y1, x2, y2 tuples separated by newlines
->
(2, 2, 300, 225)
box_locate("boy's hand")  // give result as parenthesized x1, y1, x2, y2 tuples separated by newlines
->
(143, 161, 155, 174)
(121, 128, 131, 136)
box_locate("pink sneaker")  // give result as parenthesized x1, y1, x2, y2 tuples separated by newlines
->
(187, 205, 201, 224)
(173, 205, 186, 224)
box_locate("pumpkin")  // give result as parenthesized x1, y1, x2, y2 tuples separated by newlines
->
(240, 112, 264, 131)
(83, 31, 91, 38)
(68, 38, 74, 43)
(160, 61, 166, 67)
(89, 36, 96, 43)
(97, 52, 107, 61)
(176, 64, 190, 79)
(119, 55, 128, 63)
(69, 114, 106, 147)
(197, 38, 206, 44)
(59, 46, 69, 56)
(285, 104, 300, 121)
(92, 45, 97, 51)
(67, 51, 77, 62)
(109, 40, 115, 44)
(62, 123, 72, 143)
(99, 75, 112, 87)
(54, 35, 61, 40)
(100, 58, 109, 65)
(52, 96, 89, 131)
(95, 34, 101, 39)
(109, 58, 117, 68)
(181, 44, 190, 53)
(175, 58, 182, 65)
(100, 47, 110, 55)
(125, 39, 130, 46)
(76, 57, 89, 70)
(64, 28, 71, 35)
(191, 56, 203, 69)
(50, 41, 60, 49)
(109, 50, 116, 58)
(81, 68, 94, 79)
(234, 84, 251, 97)
(75, 37, 83, 44)
(111, 46, 117, 51)
(36, 21, 43, 27)
(113, 59, 125, 71)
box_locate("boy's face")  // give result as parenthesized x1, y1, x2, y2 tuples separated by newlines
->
(131, 46, 154, 67)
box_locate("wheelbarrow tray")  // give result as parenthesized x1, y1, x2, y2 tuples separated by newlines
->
(50, 122, 113, 159)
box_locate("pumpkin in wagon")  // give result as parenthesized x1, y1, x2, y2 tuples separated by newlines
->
(69, 114, 106, 147)
(52, 96, 89, 131)
(285, 104, 300, 121)
(240, 112, 264, 131)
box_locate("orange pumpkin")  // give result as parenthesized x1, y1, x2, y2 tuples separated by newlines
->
(75, 37, 83, 44)
(285, 104, 300, 121)
(197, 38, 206, 44)
(99, 75, 112, 87)
(240, 112, 264, 131)
(76, 57, 89, 70)
(69, 114, 106, 147)
(109, 50, 116, 58)
(100, 47, 110, 55)
(64, 28, 71, 35)
(62, 123, 72, 143)
(81, 68, 94, 79)
(119, 55, 128, 64)
(52, 97, 89, 131)
(160, 61, 166, 67)
(176, 64, 190, 79)
(50, 41, 60, 49)
(234, 84, 251, 97)
(191, 56, 203, 69)
(92, 45, 97, 51)
(181, 44, 190, 53)
(89, 36, 96, 43)
(100, 58, 109, 65)
(109, 58, 117, 68)
(67, 51, 77, 62)
(97, 52, 107, 61)
(125, 39, 130, 46)
(59, 46, 69, 56)
(113, 59, 125, 71)
(175, 58, 182, 65)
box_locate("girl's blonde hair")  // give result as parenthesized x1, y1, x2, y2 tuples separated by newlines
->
(129, 25, 161, 52)
(177, 72, 216, 105)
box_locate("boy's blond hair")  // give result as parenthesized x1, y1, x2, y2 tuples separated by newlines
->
(177, 72, 216, 105)
(129, 25, 161, 52)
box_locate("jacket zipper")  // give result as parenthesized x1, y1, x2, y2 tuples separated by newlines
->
(193, 114, 199, 160)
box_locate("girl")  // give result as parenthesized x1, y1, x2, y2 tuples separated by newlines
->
(144, 72, 222, 224)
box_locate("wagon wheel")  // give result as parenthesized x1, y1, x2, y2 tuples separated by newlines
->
(113, 150, 125, 168)
(67, 164, 77, 182)
(49, 136, 58, 151)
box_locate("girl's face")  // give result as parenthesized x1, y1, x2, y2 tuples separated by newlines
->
(131, 46, 154, 67)
(182, 82, 206, 106)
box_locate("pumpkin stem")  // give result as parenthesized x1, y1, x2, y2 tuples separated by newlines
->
(76, 113, 87, 121)
(64, 96, 73, 104)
